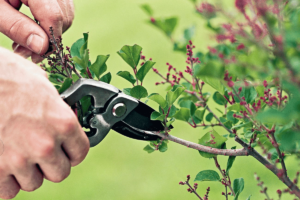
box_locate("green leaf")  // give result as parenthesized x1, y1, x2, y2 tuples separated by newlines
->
(143, 145, 155, 153)
(150, 111, 166, 122)
(71, 38, 85, 58)
(49, 74, 65, 85)
(277, 130, 300, 152)
(184, 26, 196, 41)
(58, 78, 72, 94)
(205, 113, 214, 122)
(213, 92, 227, 105)
(246, 195, 252, 200)
(148, 93, 168, 108)
(256, 108, 291, 124)
(150, 17, 178, 37)
(136, 61, 156, 82)
(166, 85, 185, 106)
(80, 33, 89, 57)
(90, 55, 110, 79)
(194, 170, 221, 182)
(201, 77, 225, 95)
(233, 178, 244, 200)
(179, 100, 196, 116)
(117, 44, 142, 69)
(166, 118, 175, 127)
(160, 104, 178, 118)
(227, 111, 239, 124)
(194, 109, 206, 121)
(228, 103, 245, 112)
(198, 130, 227, 158)
(173, 108, 190, 122)
(117, 71, 136, 84)
(159, 142, 168, 152)
(141, 4, 153, 16)
(226, 147, 236, 175)
(234, 83, 257, 104)
(130, 85, 148, 99)
(80, 96, 92, 116)
(195, 60, 224, 79)
(123, 88, 131, 96)
(100, 72, 112, 84)
(72, 56, 85, 70)
(72, 49, 89, 71)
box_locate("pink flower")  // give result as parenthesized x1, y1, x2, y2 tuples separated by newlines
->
(227, 80, 234, 87)
(235, 0, 247, 13)
(263, 80, 268, 87)
(236, 43, 245, 50)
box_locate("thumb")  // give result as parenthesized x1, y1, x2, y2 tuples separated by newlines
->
(0, 1, 49, 55)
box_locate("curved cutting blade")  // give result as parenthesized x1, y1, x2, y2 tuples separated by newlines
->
(122, 101, 165, 131)
(112, 121, 160, 141)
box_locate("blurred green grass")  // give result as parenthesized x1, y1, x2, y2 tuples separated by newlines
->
(0, 0, 298, 199)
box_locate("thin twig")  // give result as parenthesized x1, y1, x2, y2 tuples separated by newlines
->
(213, 157, 235, 196)
(185, 181, 203, 200)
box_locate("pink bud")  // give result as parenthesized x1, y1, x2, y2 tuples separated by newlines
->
(263, 80, 268, 87)
(227, 80, 234, 87)
(236, 43, 245, 50)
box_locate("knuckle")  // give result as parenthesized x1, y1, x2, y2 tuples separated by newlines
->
(0, 185, 20, 199)
(6, 18, 25, 39)
(51, 169, 70, 183)
(1, 191, 19, 199)
(11, 154, 26, 168)
(71, 139, 89, 167)
(60, 114, 78, 135)
(48, 11, 64, 24)
(36, 139, 56, 158)
(22, 178, 43, 192)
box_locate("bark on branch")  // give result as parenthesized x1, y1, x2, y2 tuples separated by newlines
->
(148, 131, 248, 156)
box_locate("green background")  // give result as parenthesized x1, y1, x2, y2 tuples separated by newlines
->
(0, 0, 298, 199)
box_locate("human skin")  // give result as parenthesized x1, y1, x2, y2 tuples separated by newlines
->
(0, 0, 75, 63)
(0, 47, 90, 199)
(0, 0, 90, 199)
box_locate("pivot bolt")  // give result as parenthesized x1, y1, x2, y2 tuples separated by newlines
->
(112, 103, 127, 117)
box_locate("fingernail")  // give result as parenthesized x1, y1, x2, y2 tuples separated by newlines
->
(13, 44, 20, 52)
(27, 34, 44, 54)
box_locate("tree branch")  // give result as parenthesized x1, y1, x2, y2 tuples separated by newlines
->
(148, 131, 248, 156)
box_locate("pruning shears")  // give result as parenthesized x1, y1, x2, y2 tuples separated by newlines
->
(60, 78, 167, 147)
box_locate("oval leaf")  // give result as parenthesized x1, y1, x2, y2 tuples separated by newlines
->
(136, 61, 156, 82)
(100, 72, 112, 84)
(117, 44, 142, 69)
(90, 55, 110, 79)
(198, 130, 227, 158)
(205, 112, 214, 122)
(117, 71, 136, 84)
(148, 93, 167, 108)
(173, 108, 190, 122)
(213, 91, 227, 105)
(130, 85, 148, 99)
(143, 145, 155, 153)
(233, 178, 244, 200)
(158, 141, 168, 152)
(58, 78, 72, 94)
(194, 170, 221, 182)
(166, 85, 185, 106)
(150, 111, 166, 122)
(226, 146, 236, 175)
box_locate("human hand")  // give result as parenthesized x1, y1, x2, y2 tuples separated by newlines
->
(0, 0, 74, 63)
(0, 47, 89, 199)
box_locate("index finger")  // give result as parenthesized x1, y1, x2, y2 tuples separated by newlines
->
(23, 0, 65, 39)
